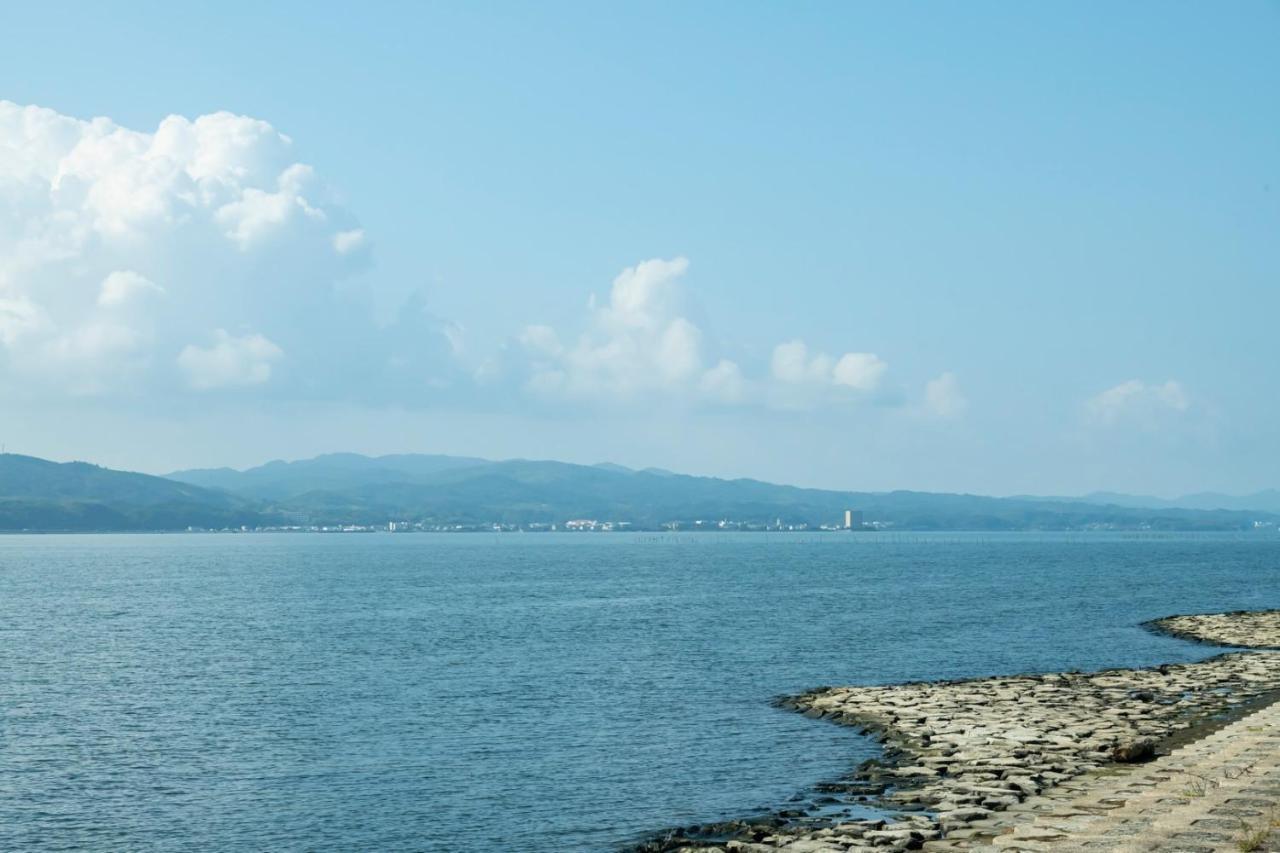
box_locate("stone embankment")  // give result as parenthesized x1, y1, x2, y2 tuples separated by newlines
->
(967, 697, 1280, 851)
(1145, 611, 1280, 651)
(638, 611, 1280, 853)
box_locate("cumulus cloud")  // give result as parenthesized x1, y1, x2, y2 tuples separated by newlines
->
(517, 257, 730, 400)
(178, 330, 283, 389)
(0, 100, 450, 400)
(833, 353, 888, 391)
(771, 340, 886, 392)
(923, 372, 968, 418)
(1086, 379, 1190, 426)
(0, 100, 955, 421)
(770, 340, 820, 384)
(512, 257, 891, 410)
(699, 358, 747, 404)
(98, 271, 163, 307)
(215, 162, 324, 249)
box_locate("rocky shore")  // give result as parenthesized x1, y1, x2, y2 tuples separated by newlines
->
(1144, 610, 1280, 650)
(636, 611, 1280, 853)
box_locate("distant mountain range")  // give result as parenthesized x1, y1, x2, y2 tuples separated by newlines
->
(0, 454, 261, 531)
(1015, 490, 1280, 515)
(0, 451, 1276, 532)
(168, 452, 489, 501)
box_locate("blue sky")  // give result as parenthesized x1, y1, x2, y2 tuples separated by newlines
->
(1, 1, 1277, 496)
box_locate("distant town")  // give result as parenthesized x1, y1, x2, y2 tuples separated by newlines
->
(186, 510, 896, 534)
(181, 516, 1280, 535)
(7, 452, 1279, 534)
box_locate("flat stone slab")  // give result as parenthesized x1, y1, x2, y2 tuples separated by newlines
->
(950, 691, 1280, 851)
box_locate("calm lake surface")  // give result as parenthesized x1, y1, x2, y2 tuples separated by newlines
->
(1, 532, 1277, 851)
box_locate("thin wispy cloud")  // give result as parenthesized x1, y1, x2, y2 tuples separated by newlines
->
(1085, 379, 1190, 426)
(923, 372, 968, 419)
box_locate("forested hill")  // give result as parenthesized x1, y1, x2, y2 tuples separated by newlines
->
(0, 454, 262, 531)
(166, 453, 1280, 533)
(2, 451, 1276, 532)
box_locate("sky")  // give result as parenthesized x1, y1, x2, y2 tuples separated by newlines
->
(1, 1, 1277, 496)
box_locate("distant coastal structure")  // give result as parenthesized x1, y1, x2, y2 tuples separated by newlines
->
(843, 509, 864, 530)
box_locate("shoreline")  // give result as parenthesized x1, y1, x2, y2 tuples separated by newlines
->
(1140, 610, 1280, 651)
(634, 610, 1280, 852)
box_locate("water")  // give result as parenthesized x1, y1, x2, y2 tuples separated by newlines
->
(0, 532, 1276, 851)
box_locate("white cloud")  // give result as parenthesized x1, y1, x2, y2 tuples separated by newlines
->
(0, 100, 451, 401)
(598, 257, 690, 332)
(833, 352, 888, 391)
(0, 101, 952, 421)
(519, 324, 563, 357)
(42, 322, 149, 394)
(924, 372, 967, 418)
(517, 256, 734, 401)
(770, 340, 886, 392)
(0, 297, 47, 347)
(766, 339, 888, 409)
(47, 322, 142, 362)
(332, 228, 367, 255)
(215, 163, 325, 249)
(514, 258, 892, 410)
(0, 290, 155, 395)
(178, 330, 283, 389)
(699, 358, 747, 404)
(654, 317, 703, 382)
(1086, 379, 1190, 426)
(771, 340, 821, 384)
(98, 271, 163, 307)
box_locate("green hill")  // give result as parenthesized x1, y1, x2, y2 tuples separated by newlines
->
(170, 453, 1280, 531)
(3, 451, 1275, 532)
(167, 452, 488, 500)
(0, 454, 266, 531)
